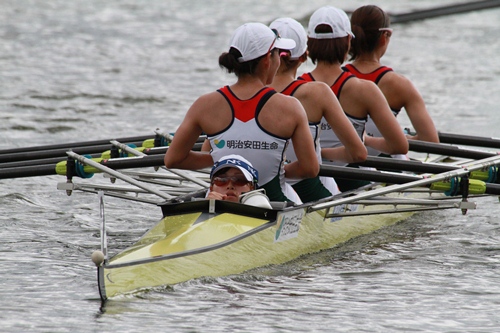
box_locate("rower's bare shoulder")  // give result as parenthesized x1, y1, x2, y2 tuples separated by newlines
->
(187, 91, 227, 115)
(192, 91, 225, 107)
(346, 77, 381, 97)
(295, 81, 334, 102)
(271, 92, 303, 111)
(380, 71, 412, 88)
(380, 72, 421, 98)
(303, 81, 332, 96)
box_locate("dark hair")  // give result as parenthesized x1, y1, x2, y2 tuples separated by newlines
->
(349, 5, 391, 60)
(219, 48, 277, 76)
(307, 24, 349, 64)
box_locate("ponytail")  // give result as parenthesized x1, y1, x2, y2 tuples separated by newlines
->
(219, 47, 263, 76)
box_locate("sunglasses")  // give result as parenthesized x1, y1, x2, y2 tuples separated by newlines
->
(212, 175, 251, 187)
(267, 28, 281, 53)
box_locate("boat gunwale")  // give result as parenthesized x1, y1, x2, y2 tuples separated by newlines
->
(103, 184, 429, 270)
(104, 218, 277, 269)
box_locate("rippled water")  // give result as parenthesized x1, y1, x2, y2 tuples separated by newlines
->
(1, 0, 500, 332)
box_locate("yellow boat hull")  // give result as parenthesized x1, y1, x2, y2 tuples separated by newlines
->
(98, 189, 422, 300)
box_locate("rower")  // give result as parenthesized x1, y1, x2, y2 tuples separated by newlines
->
(268, 17, 367, 202)
(345, 5, 439, 158)
(164, 22, 319, 203)
(207, 154, 258, 202)
(299, 6, 408, 191)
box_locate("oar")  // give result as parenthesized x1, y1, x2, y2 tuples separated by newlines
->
(0, 134, 204, 164)
(0, 153, 165, 180)
(110, 140, 210, 188)
(405, 128, 500, 149)
(0, 145, 170, 166)
(389, 0, 500, 24)
(408, 140, 498, 160)
(66, 152, 173, 200)
(0, 144, 132, 164)
(0, 136, 150, 155)
(317, 155, 500, 204)
(437, 132, 500, 149)
(319, 164, 500, 194)
(353, 156, 499, 184)
(297, 0, 500, 26)
(353, 156, 457, 174)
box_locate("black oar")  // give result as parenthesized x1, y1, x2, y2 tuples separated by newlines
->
(0, 145, 211, 179)
(437, 132, 500, 149)
(405, 128, 500, 149)
(408, 140, 498, 160)
(354, 156, 457, 174)
(0, 144, 137, 164)
(297, 0, 500, 26)
(339, 155, 499, 184)
(318, 164, 500, 196)
(389, 0, 500, 24)
(0, 135, 151, 155)
(0, 143, 170, 169)
(0, 154, 166, 180)
(0, 135, 204, 164)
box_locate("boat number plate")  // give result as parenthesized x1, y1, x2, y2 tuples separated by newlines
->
(274, 209, 304, 243)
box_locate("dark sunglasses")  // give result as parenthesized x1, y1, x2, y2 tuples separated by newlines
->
(267, 28, 280, 53)
(212, 175, 251, 187)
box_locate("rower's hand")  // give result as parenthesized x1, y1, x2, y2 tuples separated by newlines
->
(206, 191, 227, 201)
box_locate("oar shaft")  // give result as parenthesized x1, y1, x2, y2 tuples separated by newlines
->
(438, 132, 500, 149)
(354, 156, 457, 174)
(408, 140, 497, 159)
(0, 164, 58, 179)
(319, 165, 420, 183)
(66, 152, 172, 200)
(0, 156, 82, 169)
(390, 0, 500, 23)
(110, 140, 210, 188)
(0, 140, 201, 164)
(0, 144, 132, 164)
(320, 156, 500, 197)
(316, 157, 500, 210)
(0, 154, 168, 180)
(0, 136, 150, 155)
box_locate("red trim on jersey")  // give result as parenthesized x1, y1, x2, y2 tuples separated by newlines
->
(343, 64, 393, 84)
(217, 86, 276, 123)
(298, 71, 354, 98)
(280, 80, 308, 96)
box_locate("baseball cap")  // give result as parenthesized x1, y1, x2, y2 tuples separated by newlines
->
(210, 154, 259, 183)
(308, 6, 355, 39)
(269, 18, 307, 60)
(230, 22, 296, 63)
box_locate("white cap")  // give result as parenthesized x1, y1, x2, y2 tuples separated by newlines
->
(210, 154, 258, 183)
(230, 22, 296, 63)
(308, 6, 355, 39)
(269, 18, 307, 60)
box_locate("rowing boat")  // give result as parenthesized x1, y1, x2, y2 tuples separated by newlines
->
(97, 189, 421, 300)
(2, 130, 500, 301)
(85, 151, 500, 301)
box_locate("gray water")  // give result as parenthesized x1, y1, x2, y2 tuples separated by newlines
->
(1, 0, 500, 332)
